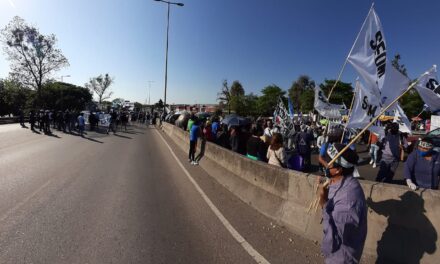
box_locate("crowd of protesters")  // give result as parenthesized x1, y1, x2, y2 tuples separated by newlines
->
(181, 114, 440, 192)
(173, 113, 440, 263)
(20, 108, 155, 137)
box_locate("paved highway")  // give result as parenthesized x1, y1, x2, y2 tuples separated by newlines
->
(0, 123, 327, 264)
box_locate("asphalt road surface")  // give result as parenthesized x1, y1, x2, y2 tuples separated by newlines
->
(0, 123, 335, 264)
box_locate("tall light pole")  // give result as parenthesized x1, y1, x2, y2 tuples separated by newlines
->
(154, 0, 184, 113)
(147, 80, 155, 106)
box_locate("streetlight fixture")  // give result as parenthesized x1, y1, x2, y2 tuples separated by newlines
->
(154, 0, 184, 113)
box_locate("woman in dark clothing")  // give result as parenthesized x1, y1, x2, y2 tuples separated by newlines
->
(216, 124, 230, 149)
(229, 126, 240, 153)
(246, 125, 266, 161)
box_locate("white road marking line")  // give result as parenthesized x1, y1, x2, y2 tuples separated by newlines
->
(155, 129, 271, 264)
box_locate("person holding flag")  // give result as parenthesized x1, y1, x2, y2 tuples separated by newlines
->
(318, 143, 367, 263)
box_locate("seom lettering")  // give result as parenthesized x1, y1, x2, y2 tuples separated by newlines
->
(369, 31, 386, 79)
(426, 78, 440, 94)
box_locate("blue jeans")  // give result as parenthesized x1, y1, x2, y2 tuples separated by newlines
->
(369, 144, 379, 163)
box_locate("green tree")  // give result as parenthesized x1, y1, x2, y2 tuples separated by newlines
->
(1, 16, 69, 103)
(230, 95, 246, 115)
(217, 80, 231, 114)
(243, 93, 259, 117)
(299, 89, 315, 113)
(229, 80, 247, 115)
(257, 85, 286, 116)
(320, 79, 354, 106)
(134, 102, 143, 112)
(230, 80, 244, 97)
(112, 98, 125, 109)
(0, 78, 32, 116)
(37, 82, 92, 111)
(154, 99, 164, 110)
(85, 73, 114, 105)
(288, 75, 315, 111)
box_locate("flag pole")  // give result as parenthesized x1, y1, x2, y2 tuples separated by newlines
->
(328, 72, 428, 168)
(328, 3, 375, 100)
(340, 79, 359, 143)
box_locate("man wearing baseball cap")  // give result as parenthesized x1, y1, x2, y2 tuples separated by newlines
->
(318, 143, 367, 264)
(404, 137, 440, 190)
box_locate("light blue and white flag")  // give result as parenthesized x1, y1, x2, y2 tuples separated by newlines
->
(415, 65, 440, 113)
(288, 97, 295, 120)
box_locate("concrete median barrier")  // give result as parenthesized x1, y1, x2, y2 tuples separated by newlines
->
(161, 122, 440, 263)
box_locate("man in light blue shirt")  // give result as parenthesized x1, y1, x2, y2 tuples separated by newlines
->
(78, 113, 85, 137)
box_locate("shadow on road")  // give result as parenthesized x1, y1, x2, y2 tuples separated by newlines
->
(195, 138, 206, 162)
(367, 191, 437, 263)
(84, 136, 104, 144)
(45, 132, 61, 138)
(113, 133, 132, 139)
(122, 130, 144, 135)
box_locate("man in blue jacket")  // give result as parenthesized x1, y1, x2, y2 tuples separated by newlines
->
(404, 137, 440, 190)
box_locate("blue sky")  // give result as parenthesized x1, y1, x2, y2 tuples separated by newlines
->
(1, 0, 440, 104)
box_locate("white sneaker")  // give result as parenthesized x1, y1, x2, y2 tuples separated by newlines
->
(193, 161, 199, 165)
(373, 163, 377, 168)
(369, 160, 374, 165)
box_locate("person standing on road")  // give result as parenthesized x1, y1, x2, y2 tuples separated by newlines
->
(44, 110, 51, 134)
(319, 143, 367, 263)
(29, 110, 36, 130)
(189, 119, 201, 165)
(64, 110, 71, 133)
(18, 109, 25, 127)
(404, 137, 440, 190)
(368, 131, 380, 168)
(108, 110, 117, 134)
(78, 113, 85, 137)
(38, 110, 44, 132)
(376, 123, 402, 183)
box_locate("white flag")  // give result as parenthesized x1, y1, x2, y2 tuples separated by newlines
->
(347, 80, 381, 129)
(415, 65, 440, 112)
(273, 97, 294, 137)
(314, 87, 342, 119)
(379, 62, 410, 107)
(393, 104, 412, 134)
(347, 6, 387, 94)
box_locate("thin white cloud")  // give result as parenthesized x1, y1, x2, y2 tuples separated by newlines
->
(8, 0, 15, 8)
